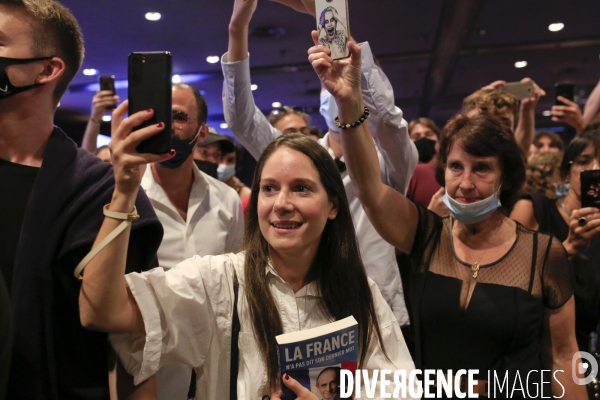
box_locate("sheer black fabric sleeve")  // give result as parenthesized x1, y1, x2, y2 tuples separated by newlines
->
(542, 235, 575, 309)
(409, 203, 444, 275)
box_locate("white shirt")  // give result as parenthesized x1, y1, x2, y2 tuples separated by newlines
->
(221, 42, 418, 326)
(109, 252, 418, 400)
(141, 164, 244, 399)
(141, 163, 244, 269)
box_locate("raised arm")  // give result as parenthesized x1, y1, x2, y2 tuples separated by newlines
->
(81, 90, 119, 153)
(359, 42, 417, 194)
(308, 32, 418, 254)
(222, 0, 281, 160)
(583, 78, 600, 128)
(514, 78, 545, 156)
(78, 101, 172, 333)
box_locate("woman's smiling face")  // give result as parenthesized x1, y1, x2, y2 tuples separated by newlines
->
(257, 147, 338, 258)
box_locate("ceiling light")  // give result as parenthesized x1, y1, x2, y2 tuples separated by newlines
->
(548, 23, 564, 32)
(220, 123, 228, 129)
(542, 110, 552, 117)
(145, 12, 161, 21)
(206, 56, 220, 64)
(102, 115, 112, 122)
(83, 68, 98, 76)
(272, 102, 282, 108)
(514, 61, 528, 69)
(251, 84, 258, 91)
(172, 74, 181, 83)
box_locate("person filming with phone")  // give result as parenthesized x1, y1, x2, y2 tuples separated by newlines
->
(511, 132, 600, 357)
(81, 88, 119, 156)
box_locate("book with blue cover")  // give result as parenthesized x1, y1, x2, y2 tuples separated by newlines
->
(276, 316, 359, 400)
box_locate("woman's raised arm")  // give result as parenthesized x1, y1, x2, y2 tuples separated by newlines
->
(308, 32, 418, 253)
(79, 101, 173, 333)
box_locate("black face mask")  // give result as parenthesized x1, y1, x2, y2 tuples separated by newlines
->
(194, 159, 218, 179)
(0, 56, 53, 100)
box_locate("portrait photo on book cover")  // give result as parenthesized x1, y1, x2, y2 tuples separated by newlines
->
(310, 365, 353, 400)
(316, 0, 349, 60)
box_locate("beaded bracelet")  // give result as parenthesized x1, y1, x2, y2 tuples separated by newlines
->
(334, 106, 370, 130)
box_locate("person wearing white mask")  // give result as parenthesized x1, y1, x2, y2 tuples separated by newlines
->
(222, 0, 418, 327)
(218, 143, 252, 213)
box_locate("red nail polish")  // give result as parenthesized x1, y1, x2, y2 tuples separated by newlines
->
(169, 150, 175, 155)
(284, 373, 289, 380)
(156, 122, 164, 128)
(146, 108, 153, 113)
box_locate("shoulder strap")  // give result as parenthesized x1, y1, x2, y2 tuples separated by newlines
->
(230, 268, 240, 400)
(527, 230, 538, 293)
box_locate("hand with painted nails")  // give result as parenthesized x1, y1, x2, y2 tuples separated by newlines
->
(109, 100, 174, 197)
(270, 374, 320, 400)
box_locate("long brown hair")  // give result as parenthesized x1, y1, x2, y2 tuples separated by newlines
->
(243, 134, 387, 389)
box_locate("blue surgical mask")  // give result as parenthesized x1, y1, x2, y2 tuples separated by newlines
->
(319, 90, 339, 132)
(217, 164, 236, 181)
(442, 187, 502, 224)
(159, 127, 201, 169)
(555, 182, 569, 199)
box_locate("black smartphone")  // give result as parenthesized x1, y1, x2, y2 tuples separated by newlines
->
(99, 75, 116, 109)
(128, 52, 172, 154)
(555, 83, 574, 105)
(581, 170, 600, 208)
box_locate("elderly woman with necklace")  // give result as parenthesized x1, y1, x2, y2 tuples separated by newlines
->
(308, 30, 586, 398)
(512, 132, 600, 356)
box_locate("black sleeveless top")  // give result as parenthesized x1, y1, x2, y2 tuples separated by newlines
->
(409, 203, 574, 398)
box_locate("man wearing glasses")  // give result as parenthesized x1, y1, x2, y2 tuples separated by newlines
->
(140, 83, 244, 399)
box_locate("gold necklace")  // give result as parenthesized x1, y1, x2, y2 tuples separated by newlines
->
(467, 218, 503, 279)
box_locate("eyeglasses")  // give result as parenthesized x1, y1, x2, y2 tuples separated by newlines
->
(268, 106, 307, 118)
(172, 110, 198, 125)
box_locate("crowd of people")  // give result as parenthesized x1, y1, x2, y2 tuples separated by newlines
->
(2, 0, 600, 399)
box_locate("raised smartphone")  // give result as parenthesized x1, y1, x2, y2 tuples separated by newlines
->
(500, 81, 535, 100)
(128, 52, 172, 154)
(581, 170, 600, 208)
(315, 0, 350, 60)
(98, 75, 116, 109)
(555, 83, 574, 105)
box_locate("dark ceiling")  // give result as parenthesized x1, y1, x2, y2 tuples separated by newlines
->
(56, 0, 600, 136)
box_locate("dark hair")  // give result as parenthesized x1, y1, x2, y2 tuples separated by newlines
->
(268, 106, 311, 128)
(173, 83, 208, 123)
(1, 0, 85, 105)
(308, 126, 324, 139)
(560, 131, 600, 180)
(221, 142, 244, 174)
(317, 366, 341, 382)
(533, 131, 564, 151)
(435, 113, 526, 212)
(408, 118, 441, 139)
(244, 134, 387, 389)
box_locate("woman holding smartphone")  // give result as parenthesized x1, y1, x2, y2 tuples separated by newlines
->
(308, 30, 586, 398)
(77, 101, 416, 399)
(512, 133, 600, 355)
